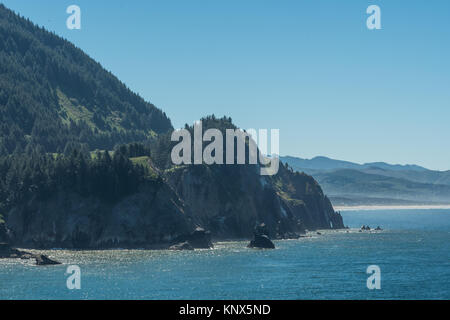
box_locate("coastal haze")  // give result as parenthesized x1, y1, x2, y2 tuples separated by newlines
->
(0, 1, 449, 301)
(282, 156, 450, 207)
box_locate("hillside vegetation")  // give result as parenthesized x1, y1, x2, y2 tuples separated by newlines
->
(0, 5, 344, 248)
(0, 4, 172, 155)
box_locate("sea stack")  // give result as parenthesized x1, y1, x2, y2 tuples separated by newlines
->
(248, 223, 275, 249)
(170, 227, 214, 250)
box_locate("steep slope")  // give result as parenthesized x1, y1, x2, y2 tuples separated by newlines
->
(0, 6, 344, 248)
(0, 4, 172, 154)
(164, 117, 345, 239)
(6, 183, 194, 249)
(166, 164, 343, 240)
(1, 119, 345, 248)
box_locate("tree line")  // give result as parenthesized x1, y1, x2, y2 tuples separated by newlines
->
(0, 4, 172, 156)
(0, 144, 159, 215)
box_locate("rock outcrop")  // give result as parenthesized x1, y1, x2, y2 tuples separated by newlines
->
(3, 161, 345, 249)
(0, 6, 346, 251)
(0, 243, 61, 265)
(169, 242, 194, 251)
(34, 254, 61, 265)
(172, 227, 213, 249)
(0, 242, 14, 258)
(0, 226, 8, 244)
(248, 224, 275, 249)
(165, 161, 345, 243)
(4, 183, 194, 249)
(248, 235, 275, 249)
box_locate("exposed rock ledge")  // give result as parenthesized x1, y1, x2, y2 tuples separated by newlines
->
(169, 241, 194, 251)
(0, 243, 61, 265)
(170, 227, 214, 250)
(247, 223, 276, 249)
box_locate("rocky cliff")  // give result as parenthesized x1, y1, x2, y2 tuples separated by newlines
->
(2, 159, 343, 249)
(166, 163, 344, 240)
(4, 182, 194, 249)
(0, 5, 344, 249)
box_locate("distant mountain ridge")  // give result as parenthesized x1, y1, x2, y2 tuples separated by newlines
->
(281, 156, 429, 172)
(281, 156, 450, 206)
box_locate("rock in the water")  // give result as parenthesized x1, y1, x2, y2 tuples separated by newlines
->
(1, 244, 60, 265)
(276, 232, 301, 240)
(34, 254, 61, 265)
(174, 227, 213, 249)
(169, 241, 194, 251)
(189, 227, 213, 249)
(248, 223, 275, 249)
(248, 234, 275, 249)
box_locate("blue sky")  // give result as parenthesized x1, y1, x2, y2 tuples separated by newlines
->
(2, 0, 450, 170)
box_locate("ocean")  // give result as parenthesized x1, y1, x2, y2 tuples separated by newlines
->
(1, 209, 449, 300)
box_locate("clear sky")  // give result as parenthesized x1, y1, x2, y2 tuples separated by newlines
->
(2, 0, 450, 170)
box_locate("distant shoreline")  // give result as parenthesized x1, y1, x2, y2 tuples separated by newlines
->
(335, 204, 450, 211)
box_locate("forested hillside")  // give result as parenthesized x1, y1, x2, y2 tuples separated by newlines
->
(0, 5, 344, 249)
(0, 4, 172, 155)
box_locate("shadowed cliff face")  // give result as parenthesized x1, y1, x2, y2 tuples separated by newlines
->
(0, 5, 344, 249)
(5, 183, 194, 249)
(272, 164, 344, 230)
(3, 160, 343, 248)
(160, 116, 344, 239)
(166, 162, 344, 240)
(166, 164, 288, 239)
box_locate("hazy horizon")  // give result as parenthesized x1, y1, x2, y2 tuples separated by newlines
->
(279, 154, 448, 172)
(2, 0, 449, 170)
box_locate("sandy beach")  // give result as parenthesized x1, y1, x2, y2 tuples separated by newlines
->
(335, 204, 450, 211)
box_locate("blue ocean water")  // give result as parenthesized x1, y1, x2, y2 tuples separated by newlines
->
(0, 209, 449, 300)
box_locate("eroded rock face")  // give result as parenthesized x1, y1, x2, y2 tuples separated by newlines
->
(0, 223, 9, 243)
(0, 8, 345, 250)
(173, 227, 213, 249)
(0, 242, 13, 258)
(166, 163, 345, 242)
(0, 243, 61, 265)
(188, 227, 213, 248)
(3, 158, 344, 249)
(248, 234, 275, 249)
(248, 223, 275, 249)
(34, 254, 61, 265)
(5, 183, 194, 249)
(169, 242, 194, 251)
